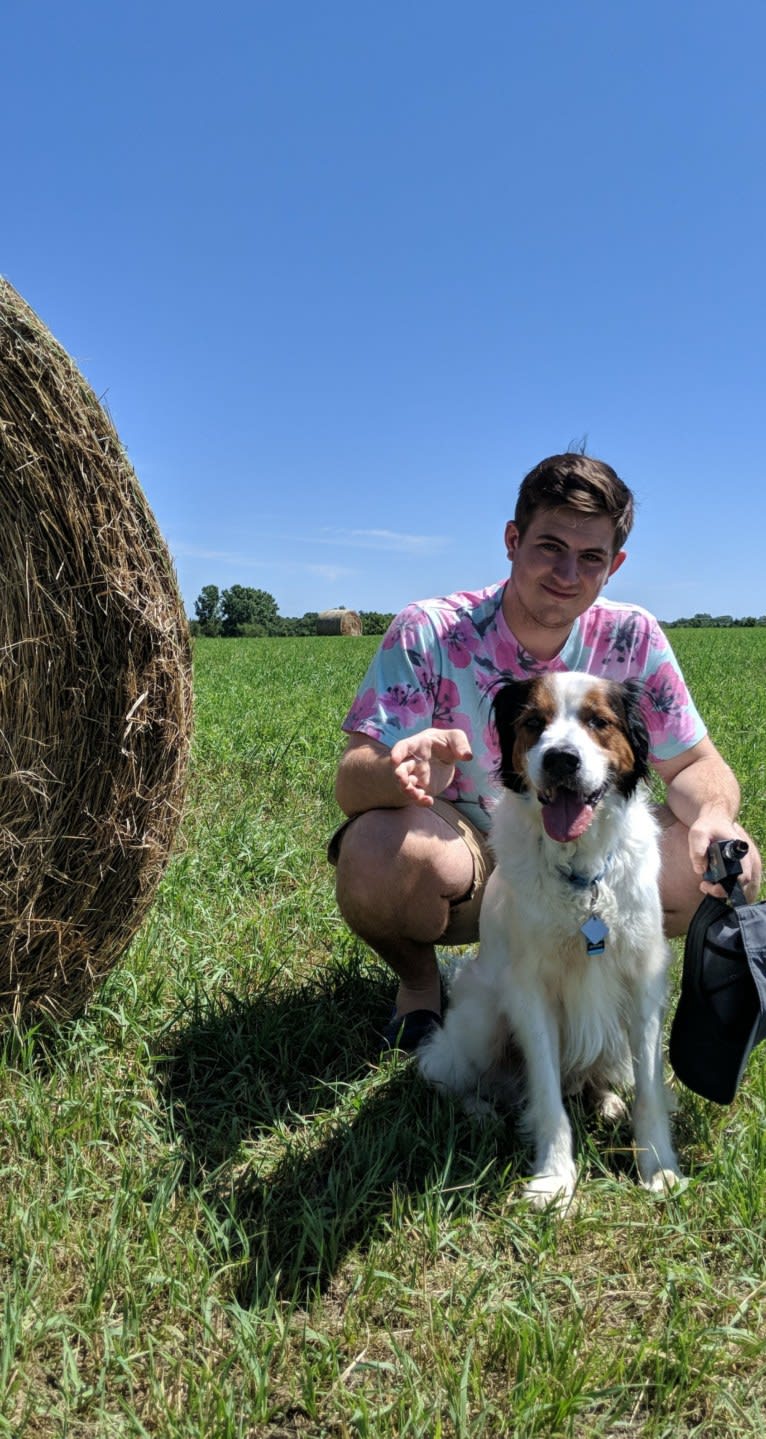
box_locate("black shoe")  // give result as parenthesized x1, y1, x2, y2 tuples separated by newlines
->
(380, 1007, 442, 1055)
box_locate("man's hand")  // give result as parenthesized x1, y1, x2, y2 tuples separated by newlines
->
(390, 728, 473, 807)
(688, 809, 758, 899)
(655, 737, 761, 903)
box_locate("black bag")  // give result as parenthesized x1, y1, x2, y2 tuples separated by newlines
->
(669, 841, 766, 1105)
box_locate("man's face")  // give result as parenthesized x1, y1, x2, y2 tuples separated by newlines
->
(504, 506, 626, 632)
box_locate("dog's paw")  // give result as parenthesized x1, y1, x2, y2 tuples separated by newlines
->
(418, 1025, 481, 1099)
(641, 1166, 683, 1197)
(523, 1171, 577, 1216)
(416, 1029, 455, 1089)
(594, 1089, 629, 1124)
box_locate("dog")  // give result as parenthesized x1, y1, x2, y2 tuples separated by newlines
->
(418, 671, 682, 1212)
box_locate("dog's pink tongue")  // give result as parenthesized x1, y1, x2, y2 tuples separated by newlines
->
(542, 792, 595, 843)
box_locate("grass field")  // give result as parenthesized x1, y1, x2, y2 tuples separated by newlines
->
(2, 630, 765, 1437)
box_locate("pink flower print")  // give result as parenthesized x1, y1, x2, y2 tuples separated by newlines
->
(344, 687, 383, 738)
(602, 614, 641, 669)
(442, 766, 478, 804)
(444, 616, 482, 670)
(484, 629, 520, 673)
(381, 611, 415, 650)
(480, 717, 501, 777)
(431, 677, 471, 736)
(642, 663, 696, 746)
(412, 647, 438, 695)
(385, 682, 430, 728)
(483, 626, 549, 679)
(580, 606, 605, 649)
(474, 660, 504, 701)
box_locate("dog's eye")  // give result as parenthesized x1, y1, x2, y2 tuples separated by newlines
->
(523, 712, 545, 735)
(586, 714, 609, 731)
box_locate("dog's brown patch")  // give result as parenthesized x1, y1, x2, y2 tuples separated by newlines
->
(511, 675, 558, 779)
(579, 682, 636, 776)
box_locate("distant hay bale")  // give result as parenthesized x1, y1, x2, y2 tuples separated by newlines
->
(0, 279, 193, 1020)
(316, 607, 363, 636)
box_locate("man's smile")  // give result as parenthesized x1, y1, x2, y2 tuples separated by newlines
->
(541, 581, 580, 600)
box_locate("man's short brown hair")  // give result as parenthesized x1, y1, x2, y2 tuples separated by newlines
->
(514, 454, 635, 553)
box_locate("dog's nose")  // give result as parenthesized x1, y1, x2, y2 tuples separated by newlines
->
(542, 747, 581, 781)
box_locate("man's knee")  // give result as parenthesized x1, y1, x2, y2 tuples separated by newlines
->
(331, 805, 474, 941)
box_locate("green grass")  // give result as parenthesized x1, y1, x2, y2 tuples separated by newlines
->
(1, 631, 765, 1437)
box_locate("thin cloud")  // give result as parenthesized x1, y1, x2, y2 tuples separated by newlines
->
(314, 527, 450, 555)
(169, 541, 250, 563)
(171, 530, 450, 564)
(168, 540, 356, 584)
(306, 563, 357, 583)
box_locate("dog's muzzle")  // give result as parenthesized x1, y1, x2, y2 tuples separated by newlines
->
(537, 748, 607, 842)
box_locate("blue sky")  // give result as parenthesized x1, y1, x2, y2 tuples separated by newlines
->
(4, 1, 765, 622)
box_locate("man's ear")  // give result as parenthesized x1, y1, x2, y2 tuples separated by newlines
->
(607, 549, 627, 580)
(504, 521, 520, 560)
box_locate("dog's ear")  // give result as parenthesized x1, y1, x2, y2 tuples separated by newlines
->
(611, 679, 651, 797)
(492, 679, 536, 792)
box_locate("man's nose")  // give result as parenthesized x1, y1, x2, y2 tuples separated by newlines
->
(552, 551, 578, 584)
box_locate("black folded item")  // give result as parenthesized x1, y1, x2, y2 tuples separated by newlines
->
(670, 878, 766, 1106)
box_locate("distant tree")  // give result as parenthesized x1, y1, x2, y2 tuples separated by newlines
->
(359, 610, 395, 635)
(275, 611, 319, 636)
(194, 584, 223, 636)
(221, 586, 280, 636)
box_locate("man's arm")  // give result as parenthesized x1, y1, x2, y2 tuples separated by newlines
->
(653, 735, 757, 894)
(335, 729, 473, 816)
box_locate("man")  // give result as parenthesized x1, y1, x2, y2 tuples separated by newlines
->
(329, 454, 762, 1051)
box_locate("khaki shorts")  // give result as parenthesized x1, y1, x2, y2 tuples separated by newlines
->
(327, 798, 494, 946)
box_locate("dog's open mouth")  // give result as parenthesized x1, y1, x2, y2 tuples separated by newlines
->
(537, 783, 606, 843)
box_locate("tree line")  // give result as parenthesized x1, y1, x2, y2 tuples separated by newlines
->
(661, 613, 766, 628)
(189, 587, 766, 639)
(189, 585, 394, 637)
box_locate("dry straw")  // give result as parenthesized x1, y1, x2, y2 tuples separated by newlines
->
(316, 608, 363, 636)
(0, 279, 192, 1020)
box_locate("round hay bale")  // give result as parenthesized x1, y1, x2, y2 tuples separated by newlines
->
(0, 279, 192, 1020)
(316, 607, 363, 636)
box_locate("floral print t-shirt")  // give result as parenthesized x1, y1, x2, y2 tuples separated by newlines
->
(341, 582, 706, 834)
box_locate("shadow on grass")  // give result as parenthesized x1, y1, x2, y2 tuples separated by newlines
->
(156, 948, 398, 1168)
(155, 947, 525, 1303)
(227, 1065, 516, 1307)
(154, 946, 703, 1306)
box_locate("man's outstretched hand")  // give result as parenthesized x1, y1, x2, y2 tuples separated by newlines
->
(390, 728, 473, 806)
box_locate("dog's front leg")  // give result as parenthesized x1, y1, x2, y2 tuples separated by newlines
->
(510, 991, 577, 1213)
(630, 968, 682, 1194)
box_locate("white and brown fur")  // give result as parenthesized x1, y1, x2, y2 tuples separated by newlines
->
(418, 671, 682, 1212)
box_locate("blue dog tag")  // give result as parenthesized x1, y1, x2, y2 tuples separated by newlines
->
(581, 914, 609, 956)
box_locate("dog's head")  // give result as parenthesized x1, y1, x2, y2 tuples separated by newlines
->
(492, 672, 650, 843)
